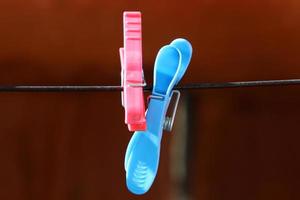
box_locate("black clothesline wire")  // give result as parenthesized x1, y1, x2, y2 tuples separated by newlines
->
(0, 79, 299, 92)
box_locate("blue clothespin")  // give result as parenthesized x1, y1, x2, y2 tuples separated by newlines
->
(124, 38, 192, 195)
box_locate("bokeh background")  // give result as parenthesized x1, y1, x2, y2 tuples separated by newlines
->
(0, 0, 300, 199)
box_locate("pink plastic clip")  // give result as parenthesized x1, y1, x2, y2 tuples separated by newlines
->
(119, 11, 146, 131)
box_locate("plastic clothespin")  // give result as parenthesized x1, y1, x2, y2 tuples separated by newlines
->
(124, 38, 193, 195)
(119, 11, 146, 131)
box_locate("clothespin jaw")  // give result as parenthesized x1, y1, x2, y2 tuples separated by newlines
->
(125, 38, 193, 195)
(119, 11, 146, 131)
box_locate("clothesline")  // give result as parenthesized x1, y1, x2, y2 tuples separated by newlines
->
(0, 79, 299, 92)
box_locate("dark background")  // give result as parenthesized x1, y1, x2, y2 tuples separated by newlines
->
(0, 0, 299, 199)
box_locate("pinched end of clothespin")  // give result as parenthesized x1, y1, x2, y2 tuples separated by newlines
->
(128, 123, 146, 132)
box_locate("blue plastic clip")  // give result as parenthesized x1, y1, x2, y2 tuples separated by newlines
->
(124, 38, 192, 195)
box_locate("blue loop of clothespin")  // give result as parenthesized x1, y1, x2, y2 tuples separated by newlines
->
(124, 38, 192, 195)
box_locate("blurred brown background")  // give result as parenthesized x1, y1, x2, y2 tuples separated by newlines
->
(0, 0, 300, 199)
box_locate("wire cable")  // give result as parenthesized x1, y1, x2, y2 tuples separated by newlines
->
(0, 79, 299, 92)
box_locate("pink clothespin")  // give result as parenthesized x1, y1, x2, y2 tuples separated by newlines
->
(119, 11, 146, 131)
